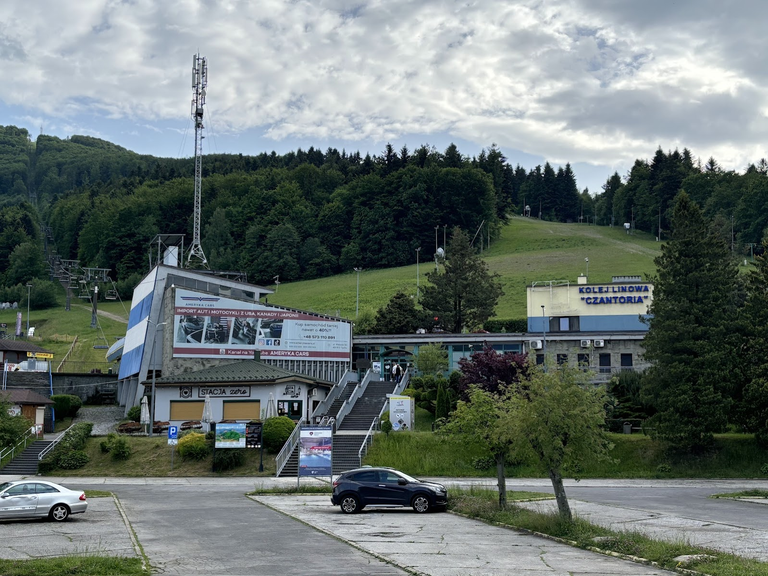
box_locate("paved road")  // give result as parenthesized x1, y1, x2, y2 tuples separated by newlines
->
(3, 476, 768, 573)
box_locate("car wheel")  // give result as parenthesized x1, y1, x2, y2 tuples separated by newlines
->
(412, 494, 431, 513)
(49, 504, 70, 522)
(340, 495, 361, 514)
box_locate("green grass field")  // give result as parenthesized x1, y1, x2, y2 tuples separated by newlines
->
(267, 216, 663, 319)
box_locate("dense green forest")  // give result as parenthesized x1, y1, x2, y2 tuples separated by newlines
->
(0, 124, 766, 301)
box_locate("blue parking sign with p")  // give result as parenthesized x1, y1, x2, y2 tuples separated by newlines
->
(168, 426, 178, 445)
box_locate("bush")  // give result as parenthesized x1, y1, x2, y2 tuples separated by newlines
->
(38, 422, 93, 472)
(100, 432, 119, 453)
(472, 457, 495, 471)
(51, 394, 83, 419)
(110, 437, 132, 461)
(58, 450, 90, 469)
(656, 463, 672, 474)
(761, 463, 768, 476)
(213, 449, 245, 471)
(483, 318, 528, 333)
(381, 420, 393, 436)
(262, 416, 295, 453)
(178, 432, 210, 461)
(126, 405, 142, 423)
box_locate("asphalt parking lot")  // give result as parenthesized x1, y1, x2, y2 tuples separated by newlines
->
(0, 495, 138, 561)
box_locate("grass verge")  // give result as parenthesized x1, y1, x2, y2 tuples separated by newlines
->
(450, 488, 768, 576)
(0, 556, 147, 576)
(710, 489, 768, 499)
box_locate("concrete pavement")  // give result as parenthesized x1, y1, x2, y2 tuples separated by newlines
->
(3, 475, 768, 574)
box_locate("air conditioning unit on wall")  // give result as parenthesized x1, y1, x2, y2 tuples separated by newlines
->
(529, 340, 543, 350)
(594, 339, 605, 348)
(580, 339, 591, 348)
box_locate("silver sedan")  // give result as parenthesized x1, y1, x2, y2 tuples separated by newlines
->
(0, 480, 88, 522)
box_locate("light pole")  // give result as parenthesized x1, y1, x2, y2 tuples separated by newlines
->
(443, 224, 447, 256)
(354, 268, 362, 318)
(415, 248, 421, 301)
(585, 257, 589, 279)
(149, 321, 167, 437)
(91, 285, 99, 328)
(434, 226, 439, 271)
(541, 305, 547, 360)
(25, 283, 32, 338)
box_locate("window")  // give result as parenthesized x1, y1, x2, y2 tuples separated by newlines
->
(549, 317, 580, 332)
(350, 471, 377, 482)
(577, 353, 590, 369)
(170, 401, 204, 421)
(223, 401, 260, 420)
(33, 483, 59, 494)
(557, 354, 568, 365)
(536, 354, 545, 365)
(621, 354, 633, 369)
(599, 353, 611, 374)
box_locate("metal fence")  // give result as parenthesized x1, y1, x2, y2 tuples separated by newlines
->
(55, 361, 117, 375)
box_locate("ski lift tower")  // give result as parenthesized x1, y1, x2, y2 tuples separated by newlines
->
(187, 54, 209, 269)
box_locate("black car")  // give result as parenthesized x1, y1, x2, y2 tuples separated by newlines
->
(331, 467, 447, 514)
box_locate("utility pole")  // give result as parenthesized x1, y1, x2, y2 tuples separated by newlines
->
(91, 285, 98, 328)
(187, 54, 209, 269)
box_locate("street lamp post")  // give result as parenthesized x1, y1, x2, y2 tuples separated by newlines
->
(354, 268, 362, 318)
(541, 305, 547, 360)
(585, 257, 589, 279)
(91, 285, 99, 328)
(416, 248, 421, 301)
(149, 321, 167, 437)
(25, 283, 32, 338)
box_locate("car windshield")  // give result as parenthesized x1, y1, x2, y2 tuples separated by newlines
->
(395, 471, 420, 483)
(0, 482, 12, 492)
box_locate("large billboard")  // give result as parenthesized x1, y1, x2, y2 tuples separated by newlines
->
(172, 289, 351, 362)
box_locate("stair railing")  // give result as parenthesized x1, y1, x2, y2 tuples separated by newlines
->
(0, 428, 36, 466)
(37, 422, 76, 461)
(309, 369, 355, 424)
(335, 368, 373, 429)
(356, 370, 413, 465)
(275, 417, 306, 477)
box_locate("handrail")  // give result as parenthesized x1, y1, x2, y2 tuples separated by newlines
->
(275, 417, 305, 476)
(38, 422, 77, 461)
(335, 369, 373, 429)
(309, 369, 355, 424)
(0, 428, 36, 465)
(56, 335, 79, 372)
(357, 370, 412, 465)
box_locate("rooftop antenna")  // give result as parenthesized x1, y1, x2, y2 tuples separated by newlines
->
(187, 54, 209, 269)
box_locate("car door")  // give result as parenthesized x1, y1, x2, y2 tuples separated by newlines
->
(32, 483, 59, 516)
(351, 470, 386, 505)
(0, 483, 39, 519)
(377, 471, 411, 505)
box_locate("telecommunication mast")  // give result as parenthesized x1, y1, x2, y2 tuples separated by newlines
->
(187, 54, 209, 268)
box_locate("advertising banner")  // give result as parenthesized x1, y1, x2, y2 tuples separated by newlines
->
(298, 426, 333, 476)
(389, 396, 414, 431)
(172, 289, 351, 362)
(214, 423, 246, 448)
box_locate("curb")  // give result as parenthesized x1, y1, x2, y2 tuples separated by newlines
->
(447, 510, 712, 576)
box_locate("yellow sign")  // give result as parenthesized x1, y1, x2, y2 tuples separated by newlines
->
(27, 352, 54, 359)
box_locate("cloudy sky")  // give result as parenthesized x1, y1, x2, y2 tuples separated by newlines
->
(1, 0, 764, 193)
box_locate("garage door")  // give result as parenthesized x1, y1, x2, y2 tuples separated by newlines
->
(223, 401, 260, 420)
(170, 401, 204, 421)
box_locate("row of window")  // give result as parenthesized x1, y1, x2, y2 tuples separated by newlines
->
(536, 353, 634, 372)
(167, 400, 304, 421)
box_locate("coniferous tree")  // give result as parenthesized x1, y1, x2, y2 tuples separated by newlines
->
(641, 191, 739, 450)
(420, 229, 503, 333)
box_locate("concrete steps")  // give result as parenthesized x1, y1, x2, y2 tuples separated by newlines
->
(0, 440, 51, 475)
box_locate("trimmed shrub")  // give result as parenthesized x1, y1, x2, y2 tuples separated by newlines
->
(262, 416, 295, 453)
(110, 437, 132, 461)
(178, 432, 210, 461)
(381, 420, 393, 436)
(126, 405, 142, 423)
(483, 318, 528, 333)
(100, 432, 119, 453)
(58, 450, 90, 469)
(213, 449, 245, 471)
(51, 394, 83, 418)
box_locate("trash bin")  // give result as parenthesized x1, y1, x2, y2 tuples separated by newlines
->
(623, 421, 632, 434)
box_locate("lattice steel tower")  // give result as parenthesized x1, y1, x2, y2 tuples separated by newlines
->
(187, 54, 209, 268)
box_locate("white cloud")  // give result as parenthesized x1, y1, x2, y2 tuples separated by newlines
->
(1, 0, 767, 185)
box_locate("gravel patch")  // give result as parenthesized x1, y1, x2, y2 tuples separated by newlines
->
(75, 405, 125, 436)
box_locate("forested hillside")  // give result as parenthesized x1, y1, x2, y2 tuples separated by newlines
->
(0, 124, 766, 304)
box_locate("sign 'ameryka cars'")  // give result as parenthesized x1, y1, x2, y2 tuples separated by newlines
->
(172, 289, 351, 362)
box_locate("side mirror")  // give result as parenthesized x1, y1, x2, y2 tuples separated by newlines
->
(398, 478, 407, 486)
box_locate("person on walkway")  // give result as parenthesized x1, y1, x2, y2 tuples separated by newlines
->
(394, 363, 403, 384)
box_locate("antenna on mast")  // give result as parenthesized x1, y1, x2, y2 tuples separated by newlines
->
(187, 53, 209, 269)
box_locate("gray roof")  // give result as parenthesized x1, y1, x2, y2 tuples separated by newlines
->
(152, 360, 331, 386)
(0, 340, 54, 354)
(0, 389, 54, 405)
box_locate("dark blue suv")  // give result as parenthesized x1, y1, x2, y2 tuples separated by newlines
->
(331, 467, 448, 514)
